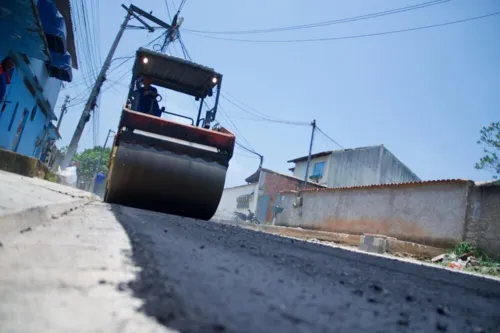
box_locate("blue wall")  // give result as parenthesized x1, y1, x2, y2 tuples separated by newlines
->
(0, 0, 71, 160)
(0, 58, 60, 157)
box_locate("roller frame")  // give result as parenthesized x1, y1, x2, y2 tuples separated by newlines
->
(119, 108, 235, 155)
(104, 108, 236, 220)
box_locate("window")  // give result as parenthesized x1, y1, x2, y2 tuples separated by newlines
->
(8, 102, 19, 131)
(236, 193, 253, 209)
(30, 105, 37, 121)
(312, 161, 325, 177)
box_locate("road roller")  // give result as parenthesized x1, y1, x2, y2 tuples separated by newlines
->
(104, 47, 235, 220)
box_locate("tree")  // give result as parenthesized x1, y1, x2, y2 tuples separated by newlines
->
(74, 146, 112, 183)
(475, 122, 500, 179)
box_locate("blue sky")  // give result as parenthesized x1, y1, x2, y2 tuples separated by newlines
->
(57, 0, 500, 187)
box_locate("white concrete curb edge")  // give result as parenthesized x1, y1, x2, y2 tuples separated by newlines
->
(0, 199, 91, 237)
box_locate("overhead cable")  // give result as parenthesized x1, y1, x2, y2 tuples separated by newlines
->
(186, 11, 500, 43)
(220, 94, 310, 126)
(184, 0, 452, 35)
(316, 126, 344, 149)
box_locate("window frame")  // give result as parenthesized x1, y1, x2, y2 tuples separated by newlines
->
(312, 161, 325, 177)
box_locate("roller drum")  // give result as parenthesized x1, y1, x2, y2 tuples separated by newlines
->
(105, 141, 227, 220)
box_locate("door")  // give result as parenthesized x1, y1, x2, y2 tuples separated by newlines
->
(12, 108, 29, 152)
(255, 195, 270, 224)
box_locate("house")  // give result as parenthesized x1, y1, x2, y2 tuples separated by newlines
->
(288, 144, 420, 188)
(0, 0, 77, 163)
(213, 168, 325, 224)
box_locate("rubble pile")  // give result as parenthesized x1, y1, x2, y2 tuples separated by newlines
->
(431, 251, 500, 276)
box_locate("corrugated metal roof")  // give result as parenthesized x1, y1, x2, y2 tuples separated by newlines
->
(287, 145, 384, 163)
(280, 179, 472, 193)
(134, 47, 221, 99)
(287, 151, 334, 163)
(475, 180, 500, 187)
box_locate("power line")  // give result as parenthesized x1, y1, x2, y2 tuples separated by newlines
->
(217, 106, 255, 152)
(175, 35, 258, 154)
(220, 93, 310, 126)
(184, 0, 451, 35)
(186, 11, 500, 43)
(315, 126, 344, 149)
(164, 0, 172, 20)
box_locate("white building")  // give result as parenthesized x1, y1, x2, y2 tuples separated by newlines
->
(288, 144, 420, 188)
(213, 168, 324, 224)
(213, 183, 258, 222)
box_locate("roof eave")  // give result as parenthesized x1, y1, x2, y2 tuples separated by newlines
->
(53, 0, 78, 69)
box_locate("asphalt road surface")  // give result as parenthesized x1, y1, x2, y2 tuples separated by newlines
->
(2, 202, 500, 333)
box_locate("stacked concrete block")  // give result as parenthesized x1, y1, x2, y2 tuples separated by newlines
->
(359, 234, 388, 254)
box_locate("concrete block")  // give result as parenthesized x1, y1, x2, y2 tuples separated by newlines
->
(359, 235, 387, 254)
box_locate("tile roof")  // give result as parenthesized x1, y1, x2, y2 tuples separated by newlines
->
(244, 167, 327, 188)
(280, 179, 472, 193)
(224, 183, 256, 190)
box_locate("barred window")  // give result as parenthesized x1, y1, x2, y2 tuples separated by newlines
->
(236, 193, 253, 209)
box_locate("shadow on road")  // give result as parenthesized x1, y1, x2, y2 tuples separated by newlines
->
(109, 204, 230, 333)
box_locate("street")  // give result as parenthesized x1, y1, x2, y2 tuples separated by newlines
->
(1, 200, 499, 333)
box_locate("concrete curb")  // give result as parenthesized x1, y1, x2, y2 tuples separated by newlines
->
(241, 223, 445, 258)
(0, 148, 50, 179)
(0, 199, 91, 237)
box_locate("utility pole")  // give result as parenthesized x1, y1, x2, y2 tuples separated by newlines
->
(102, 129, 115, 150)
(60, 4, 177, 170)
(303, 119, 316, 189)
(50, 95, 71, 170)
(56, 95, 70, 132)
(95, 129, 116, 173)
(61, 9, 132, 169)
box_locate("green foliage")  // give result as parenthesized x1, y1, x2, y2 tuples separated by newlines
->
(74, 146, 112, 183)
(452, 241, 496, 267)
(475, 122, 500, 179)
(453, 241, 474, 256)
(44, 171, 58, 183)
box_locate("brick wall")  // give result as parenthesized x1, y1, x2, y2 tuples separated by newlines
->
(261, 170, 322, 223)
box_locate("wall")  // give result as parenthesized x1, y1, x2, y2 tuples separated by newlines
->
(276, 181, 472, 248)
(0, 59, 53, 157)
(379, 146, 421, 184)
(292, 155, 330, 186)
(259, 169, 325, 223)
(212, 184, 258, 222)
(29, 57, 62, 108)
(327, 146, 382, 188)
(465, 184, 500, 259)
(0, 0, 71, 162)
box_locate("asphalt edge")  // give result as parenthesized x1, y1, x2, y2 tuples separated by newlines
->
(216, 221, 500, 297)
(0, 199, 91, 238)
